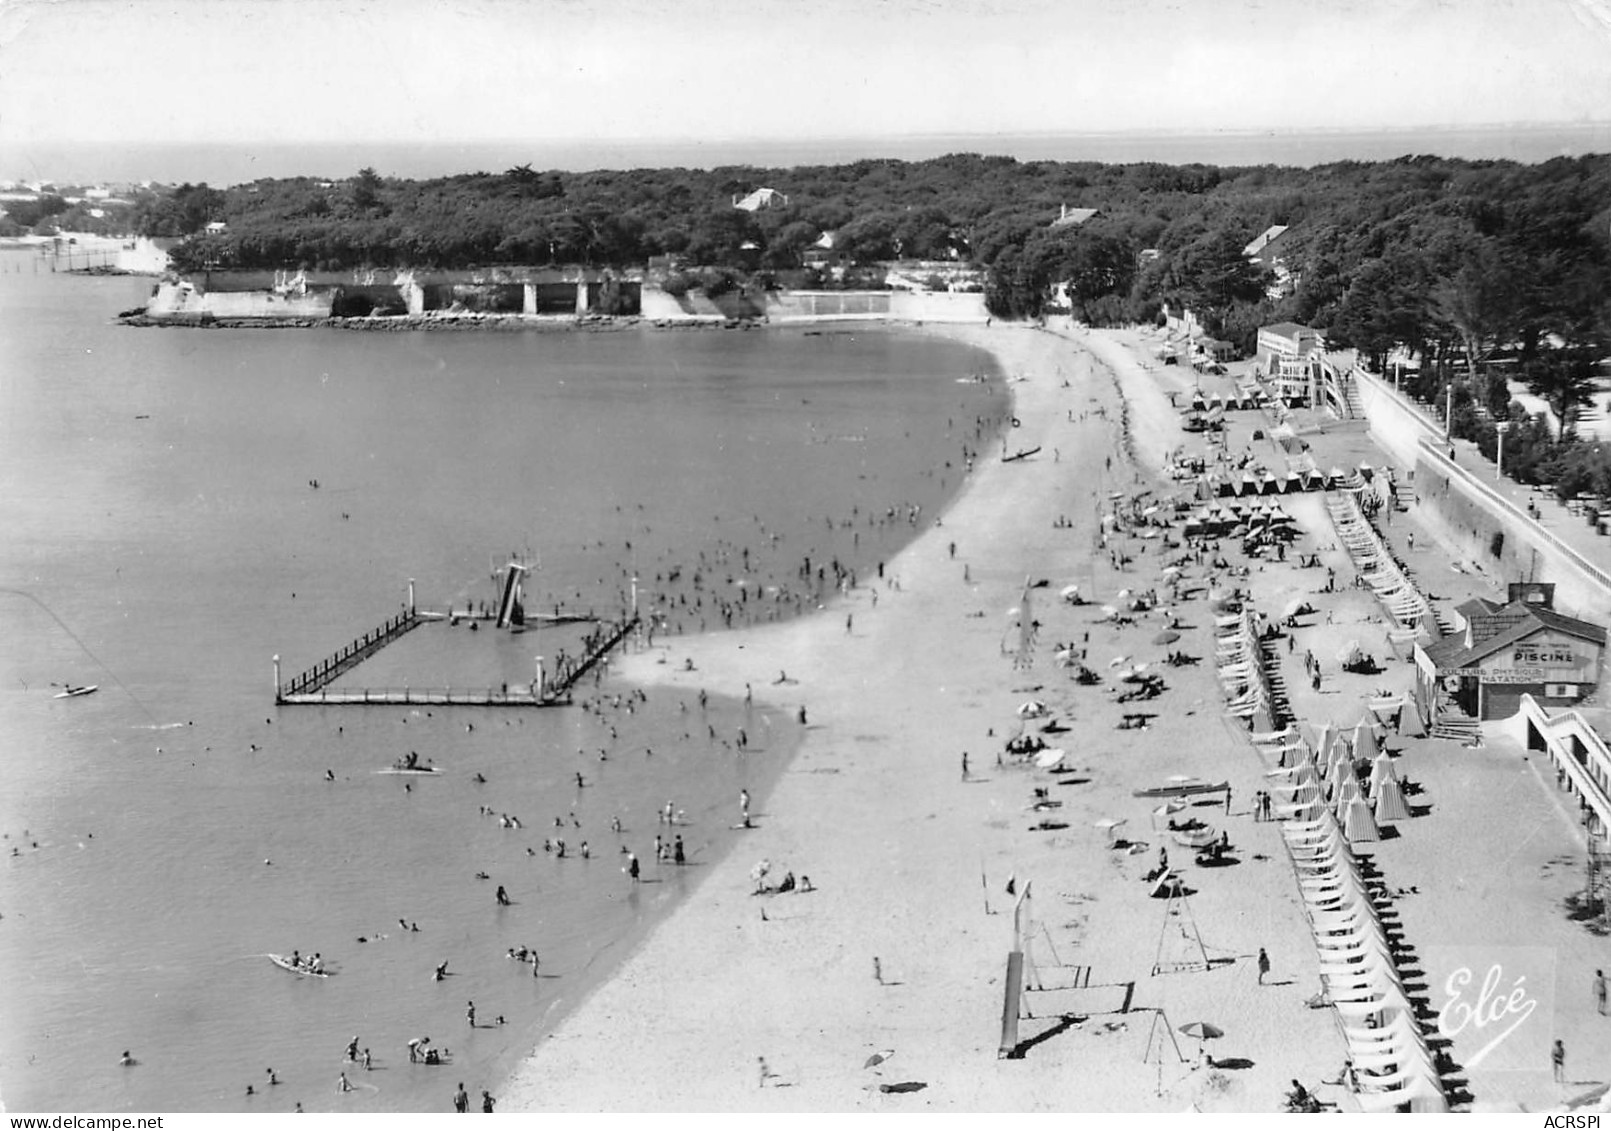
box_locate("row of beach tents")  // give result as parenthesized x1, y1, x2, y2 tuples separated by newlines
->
(1184, 499, 1295, 538)
(1201, 461, 1378, 499)
(1263, 720, 1411, 841)
(1277, 802, 1449, 1111)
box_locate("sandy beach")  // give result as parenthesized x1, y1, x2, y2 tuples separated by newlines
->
(499, 322, 1347, 1111)
(500, 317, 1611, 1113)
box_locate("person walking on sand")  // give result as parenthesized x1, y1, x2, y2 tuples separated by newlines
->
(845, 612, 853, 634)
(873, 956, 883, 984)
(961, 751, 969, 781)
(1553, 1038, 1565, 1083)
(453, 1083, 468, 1112)
(1597, 970, 1608, 1015)
(482, 1090, 496, 1112)
(466, 1000, 476, 1028)
(1257, 947, 1271, 985)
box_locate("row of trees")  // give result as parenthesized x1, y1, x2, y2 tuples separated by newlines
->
(126, 150, 1611, 498)
(147, 153, 1608, 353)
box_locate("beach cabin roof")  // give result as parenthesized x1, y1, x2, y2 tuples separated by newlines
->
(1424, 600, 1607, 671)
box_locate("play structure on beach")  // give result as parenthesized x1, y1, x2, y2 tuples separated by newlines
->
(274, 570, 637, 708)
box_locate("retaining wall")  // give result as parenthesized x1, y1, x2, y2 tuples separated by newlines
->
(1354, 365, 1611, 620)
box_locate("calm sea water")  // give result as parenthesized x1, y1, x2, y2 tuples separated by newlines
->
(0, 258, 1006, 1112)
(9, 123, 1609, 184)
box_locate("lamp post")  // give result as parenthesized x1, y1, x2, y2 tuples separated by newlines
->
(1496, 423, 1509, 483)
(1445, 382, 1454, 442)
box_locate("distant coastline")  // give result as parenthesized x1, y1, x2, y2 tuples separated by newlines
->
(12, 121, 1610, 186)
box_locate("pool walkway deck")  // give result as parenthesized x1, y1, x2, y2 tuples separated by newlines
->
(275, 611, 636, 708)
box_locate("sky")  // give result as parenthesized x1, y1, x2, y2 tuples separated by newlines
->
(2, 0, 1610, 168)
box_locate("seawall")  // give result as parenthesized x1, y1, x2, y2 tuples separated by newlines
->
(135, 279, 988, 328)
(1354, 363, 1611, 620)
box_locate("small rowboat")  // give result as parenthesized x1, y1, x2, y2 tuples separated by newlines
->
(1131, 778, 1228, 799)
(54, 685, 98, 699)
(376, 766, 442, 775)
(269, 953, 331, 977)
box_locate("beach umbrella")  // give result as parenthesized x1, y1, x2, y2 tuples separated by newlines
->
(1373, 776, 1410, 822)
(1153, 630, 1181, 645)
(1060, 584, 1081, 602)
(1035, 747, 1067, 769)
(1178, 1021, 1224, 1060)
(1108, 655, 1131, 668)
(1100, 605, 1119, 620)
(1152, 800, 1187, 826)
(750, 860, 772, 888)
(1343, 797, 1380, 843)
(1017, 700, 1048, 718)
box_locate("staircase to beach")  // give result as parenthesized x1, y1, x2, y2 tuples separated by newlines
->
(1430, 701, 1483, 746)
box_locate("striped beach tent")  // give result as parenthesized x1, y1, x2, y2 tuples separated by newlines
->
(1279, 740, 1312, 769)
(1336, 772, 1363, 809)
(1373, 776, 1410, 822)
(1352, 721, 1380, 761)
(1344, 796, 1380, 843)
(1367, 751, 1397, 796)
(1310, 722, 1334, 763)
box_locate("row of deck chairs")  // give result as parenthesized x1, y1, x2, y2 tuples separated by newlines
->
(1325, 493, 1434, 631)
(1278, 802, 1449, 1112)
(1217, 606, 1276, 721)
